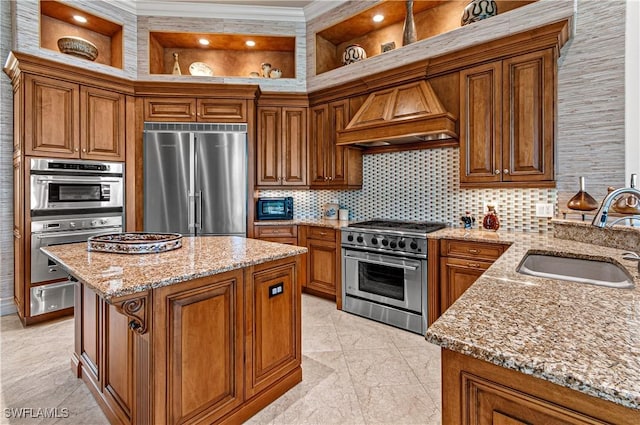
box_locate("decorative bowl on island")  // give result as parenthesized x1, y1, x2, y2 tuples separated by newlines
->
(88, 233, 182, 254)
(57, 36, 99, 61)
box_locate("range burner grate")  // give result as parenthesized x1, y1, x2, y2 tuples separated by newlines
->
(348, 220, 447, 233)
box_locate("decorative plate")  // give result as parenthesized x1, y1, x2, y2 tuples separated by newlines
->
(88, 233, 182, 254)
(189, 62, 213, 76)
(57, 36, 99, 61)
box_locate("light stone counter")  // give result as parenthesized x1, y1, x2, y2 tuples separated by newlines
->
(425, 228, 640, 410)
(41, 236, 306, 301)
(254, 218, 355, 229)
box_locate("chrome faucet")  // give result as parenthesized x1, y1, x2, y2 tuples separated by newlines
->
(591, 173, 640, 228)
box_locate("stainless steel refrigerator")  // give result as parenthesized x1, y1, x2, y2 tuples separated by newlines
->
(143, 123, 247, 236)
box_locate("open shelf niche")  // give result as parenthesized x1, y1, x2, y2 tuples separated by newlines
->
(149, 32, 296, 79)
(40, 0, 124, 69)
(315, 0, 536, 75)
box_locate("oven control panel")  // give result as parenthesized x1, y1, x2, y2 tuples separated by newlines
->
(32, 216, 123, 233)
(341, 230, 428, 256)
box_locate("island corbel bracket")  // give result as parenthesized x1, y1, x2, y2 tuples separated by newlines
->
(112, 291, 150, 334)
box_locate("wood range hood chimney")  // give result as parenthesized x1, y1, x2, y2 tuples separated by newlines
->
(336, 80, 457, 148)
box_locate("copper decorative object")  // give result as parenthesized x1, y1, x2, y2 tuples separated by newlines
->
(612, 173, 640, 214)
(482, 205, 500, 231)
(567, 176, 598, 211)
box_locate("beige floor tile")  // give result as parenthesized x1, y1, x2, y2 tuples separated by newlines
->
(344, 347, 420, 387)
(302, 325, 342, 354)
(355, 384, 441, 425)
(398, 346, 442, 387)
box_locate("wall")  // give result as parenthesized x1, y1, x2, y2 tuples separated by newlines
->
(259, 148, 556, 232)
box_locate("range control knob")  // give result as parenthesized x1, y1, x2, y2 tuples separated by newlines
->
(347, 234, 354, 242)
(381, 239, 389, 246)
(389, 241, 397, 248)
(371, 237, 378, 245)
(398, 240, 406, 248)
(100, 219, 108, 225)
(69, 222, 76, 228)
(410, 241, 418, 250)
(356, 236, 364, 243)
(91, 220, 98, 226)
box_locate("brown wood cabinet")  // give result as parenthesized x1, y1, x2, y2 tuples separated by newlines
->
(253, 224, 298, 245)
(309, 100, 362, 189)
(302, 226, 341, 302)
(23, 74, 125, 161)
(143, 97, 247, 122)
(460, 48, 555, 187)
(439, 239, 508, 315)
(256, 106, 307, 187)
(442, 349, 640, 424)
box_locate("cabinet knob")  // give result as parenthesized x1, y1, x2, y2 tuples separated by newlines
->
(468, 248, 479, 254)
(328, 176, 333, 181)
(191, 112, 195, 116)
(82, 148, 86, 153)
(75, 148, 79, 152)
(503, 169, 510, 174)
(494, 169, 500, 175)
(467, 262, 481, 268)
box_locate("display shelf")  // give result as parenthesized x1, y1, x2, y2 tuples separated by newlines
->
(40, 0, 123, 69)
(149, 32, 296, 79)
(315, 0, 535, 75)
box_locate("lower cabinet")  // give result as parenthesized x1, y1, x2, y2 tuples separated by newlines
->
(301, 226, 341, 302)
(442, 349, 640, 424)
(254, 224, 298, 245)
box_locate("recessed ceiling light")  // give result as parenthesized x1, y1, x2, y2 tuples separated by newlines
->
(198, 38, 210, 46)
(73, 15, 87, 24)
(245, 40, 256, 47)
(373, 14, 384, 23)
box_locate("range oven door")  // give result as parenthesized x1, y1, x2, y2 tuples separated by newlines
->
(343, 249, 423, 313)
(30, 174, 124, 212)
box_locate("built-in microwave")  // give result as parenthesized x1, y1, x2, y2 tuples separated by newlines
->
(256, 197, 293, 220)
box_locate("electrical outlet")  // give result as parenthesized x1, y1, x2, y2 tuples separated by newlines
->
(535, 203, 554, 218)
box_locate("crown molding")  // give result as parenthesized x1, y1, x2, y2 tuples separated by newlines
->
(303, 0, 347, 21)
(126, 0, 307, 21)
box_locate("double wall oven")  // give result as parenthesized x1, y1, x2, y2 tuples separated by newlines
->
(29, 158, 124, 316)
(341, 220, 446, 334)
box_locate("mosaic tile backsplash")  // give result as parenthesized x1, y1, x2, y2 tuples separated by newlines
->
(258, 147, 557, 233)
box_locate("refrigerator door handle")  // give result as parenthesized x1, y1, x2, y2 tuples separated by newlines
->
(188, 192, 196, 230)
(195, 191, 203, 230)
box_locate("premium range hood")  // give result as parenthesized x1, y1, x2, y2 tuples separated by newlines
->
(336, 80, 457, 147)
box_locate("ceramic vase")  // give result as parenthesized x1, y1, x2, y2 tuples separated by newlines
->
(342, 44, 367, 65)
(261, 63, 272, 78)
(482, 205, 500, 231)
(402, 0, 417, 46)
(172, 52, 181, 75)
(461, 0, 498, 26)
(270, 68, 282, 79)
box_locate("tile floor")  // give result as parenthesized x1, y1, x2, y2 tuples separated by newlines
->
(0, 294, 442, 424)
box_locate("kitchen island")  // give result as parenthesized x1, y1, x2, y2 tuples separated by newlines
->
(42, 236, 306, 425)
(426, 229, 640, 423)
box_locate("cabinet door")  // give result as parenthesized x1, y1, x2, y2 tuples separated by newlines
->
(143, 97, 196, 122)
(306, 238, 337, 296)
(246, 260, 300, 398)
(103, 304, 134, 424)
(440, 257, 492, 313)
(329, 100, 349, 185)
(13, 156, 24, 317)
(197, 98, 246, 122)
(281, 107, 307, 186)
(502, 49, 555, 182)
(460, 62, 502, 185)
(80, 86, 125, 161)
(24, 74, 80, 158)
(79, 284, 102, 383)
(256, 107, 281, 186)
(308, 104, 329, 185)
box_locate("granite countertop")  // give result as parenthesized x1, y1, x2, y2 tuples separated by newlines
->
(425, 228, 640, 410)
(41, 236, 307, 302)
(254, 218, 355, 229)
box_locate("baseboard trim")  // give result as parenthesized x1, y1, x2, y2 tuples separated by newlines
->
(0, 297, 18, 316)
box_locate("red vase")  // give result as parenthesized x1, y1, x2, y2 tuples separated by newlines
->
(482, 206, 500, 231)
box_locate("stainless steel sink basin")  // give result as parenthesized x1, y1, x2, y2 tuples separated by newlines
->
(516, 252, 635, 289)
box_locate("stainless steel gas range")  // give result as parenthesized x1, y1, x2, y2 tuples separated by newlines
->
(341, 220, 446, 334)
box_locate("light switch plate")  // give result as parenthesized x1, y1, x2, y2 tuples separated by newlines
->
(535, 203, 554, 218)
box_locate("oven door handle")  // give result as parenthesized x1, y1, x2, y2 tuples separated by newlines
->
(35, 178, 121, 184)
(34, 227, 122, 239)
(343, 255, 419, 271)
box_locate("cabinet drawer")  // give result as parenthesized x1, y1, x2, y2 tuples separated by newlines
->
(443, 256, 493, 272)
(441, 239, 507, 261)
(257, 237, 298, 245)
(144, 98, 196, 121)
(197, 99, 246, 122)
(254, 225, 297, 238)
(306, 226, 336, 241)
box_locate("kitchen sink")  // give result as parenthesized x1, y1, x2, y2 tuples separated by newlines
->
(516, 252, 635, 289)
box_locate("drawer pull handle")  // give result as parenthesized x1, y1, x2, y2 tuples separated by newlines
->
(467, 263, 480, 268)
(468, 248, 479, 254)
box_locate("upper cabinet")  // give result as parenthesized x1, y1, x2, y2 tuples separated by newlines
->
(459, 48, 555, 187)
(40, 1, 124, 69)
(148, 32, 296, 79)
(256, 94, 308, 187)
(313, 0, 535, 76)
(143, 97, 247, 122)
(22, 73, 125, 161)
(309, 99, 363, 189)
